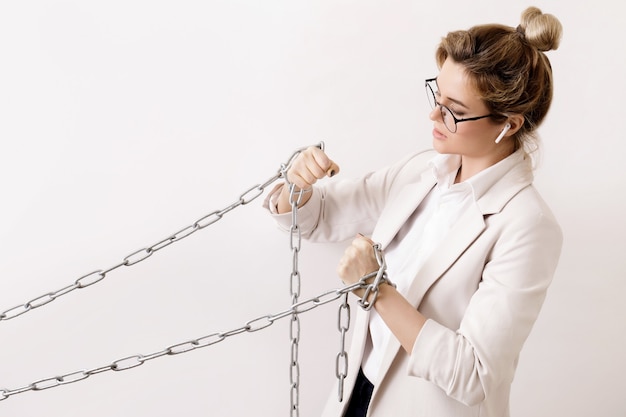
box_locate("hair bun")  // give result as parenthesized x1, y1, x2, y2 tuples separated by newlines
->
(518, 6, 563, 52)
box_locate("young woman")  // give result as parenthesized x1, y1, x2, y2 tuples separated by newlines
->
(265, 6, 563, 417)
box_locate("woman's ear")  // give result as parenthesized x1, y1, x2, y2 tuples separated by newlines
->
(505, 114, 525, 136)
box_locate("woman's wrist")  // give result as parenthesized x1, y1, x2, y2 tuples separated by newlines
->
(354, 276, 395, 307)
(276, 183, 313, 214)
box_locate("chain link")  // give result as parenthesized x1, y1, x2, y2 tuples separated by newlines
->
(336, 293, 350, 402)
(0, 143, 321, 323)
(0, 279, 368, 402)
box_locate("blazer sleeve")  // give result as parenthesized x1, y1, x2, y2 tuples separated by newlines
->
(263, 150, 435, 243)
(407, 187, 563, 406)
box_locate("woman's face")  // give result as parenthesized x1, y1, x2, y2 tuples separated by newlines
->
(429, 58, 505, 158)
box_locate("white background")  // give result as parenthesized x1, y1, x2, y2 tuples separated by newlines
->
(0, 1, 624, 416)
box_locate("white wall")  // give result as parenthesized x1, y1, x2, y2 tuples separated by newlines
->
(0, 1, 623, 416)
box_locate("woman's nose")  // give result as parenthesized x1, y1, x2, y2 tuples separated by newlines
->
(429, 106, 441, 122)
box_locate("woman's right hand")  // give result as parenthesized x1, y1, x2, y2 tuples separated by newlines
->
(286, 146, 340, 190)
(276, 146, 340, 213)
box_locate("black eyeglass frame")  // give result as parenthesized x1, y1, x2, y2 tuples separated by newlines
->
(425, 77, 495, 133)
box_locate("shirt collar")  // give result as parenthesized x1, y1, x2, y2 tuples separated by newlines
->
(429, 149, 527, 200)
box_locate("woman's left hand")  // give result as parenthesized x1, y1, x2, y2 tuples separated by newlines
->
(337, 234, 381, 294)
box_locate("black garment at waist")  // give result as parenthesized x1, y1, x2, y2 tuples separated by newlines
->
(344, 368, 374, 417)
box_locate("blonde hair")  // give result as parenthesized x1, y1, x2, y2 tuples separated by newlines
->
(435, 7, 563, 152)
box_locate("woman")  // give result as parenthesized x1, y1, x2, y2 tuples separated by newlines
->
(265, 6, 563, 417)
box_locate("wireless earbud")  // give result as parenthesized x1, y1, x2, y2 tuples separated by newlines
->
(495, 123, 511, 144)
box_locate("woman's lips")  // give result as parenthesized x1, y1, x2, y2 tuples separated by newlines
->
(432, 128, 447, 140)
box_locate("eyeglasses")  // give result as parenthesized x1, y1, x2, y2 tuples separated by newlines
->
(425, 78, 493, 133)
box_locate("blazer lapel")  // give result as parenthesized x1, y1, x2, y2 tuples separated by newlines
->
(405, 201, 486, 307)
(371, 170, 436, 248)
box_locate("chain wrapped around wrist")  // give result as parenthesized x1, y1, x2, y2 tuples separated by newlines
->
(357, 243, 394, 311)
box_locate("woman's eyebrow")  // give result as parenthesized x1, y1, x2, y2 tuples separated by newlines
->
(435, 82, 470, 109)
(446, 96, 470, 109)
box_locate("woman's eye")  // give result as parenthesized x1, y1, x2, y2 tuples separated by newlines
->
(449, 107, 464, 117)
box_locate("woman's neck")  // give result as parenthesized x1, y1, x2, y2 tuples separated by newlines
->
(455, 147, 515, 183)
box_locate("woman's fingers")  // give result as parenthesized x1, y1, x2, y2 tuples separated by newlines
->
(337, 234, 380, 284)
(287, 146, 340, 189)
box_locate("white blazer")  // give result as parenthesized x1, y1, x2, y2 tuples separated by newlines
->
(266, 149, 563, 417)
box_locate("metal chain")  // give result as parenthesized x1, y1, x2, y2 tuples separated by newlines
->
(334, 243, 390, 401)
(0, 143, 322, 323)
(280, 141, 326, 416)
(0, 279, 369, 402)
(288, 183, 304, 417)
(335, 243, 390, 400)
(336, 293, 350, 402)
(358, 243, 394, 311)
(0, 141, 387, 412)
(283, 149, 306, 416)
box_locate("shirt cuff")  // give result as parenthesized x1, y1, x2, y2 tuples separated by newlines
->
(263, 183, 284, 214)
